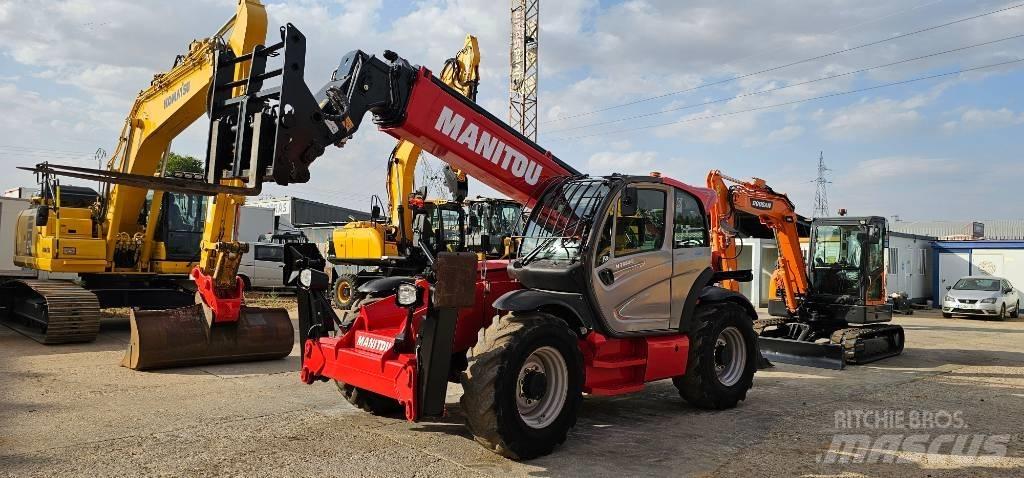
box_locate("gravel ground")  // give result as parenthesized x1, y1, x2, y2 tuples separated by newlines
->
(1, 308, 1022, 477)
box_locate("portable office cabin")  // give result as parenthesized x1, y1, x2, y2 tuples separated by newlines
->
(885, 231, 934, 303)
(0, 197, 32, 276)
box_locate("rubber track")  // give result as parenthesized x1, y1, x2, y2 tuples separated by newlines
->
(4, 280, 101, 344)
(830, 324, 905, 365)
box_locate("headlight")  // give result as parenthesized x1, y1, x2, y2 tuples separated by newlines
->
(981, 298, 997, 304)
(943, 296, 955, 303)
(396, 283, 421, 307)
(299, 269, 312, 288)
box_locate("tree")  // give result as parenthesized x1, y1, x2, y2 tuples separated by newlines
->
(163, 152, 203, 175)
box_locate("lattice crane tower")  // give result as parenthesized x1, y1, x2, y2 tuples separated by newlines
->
(510, 0, 539, 141)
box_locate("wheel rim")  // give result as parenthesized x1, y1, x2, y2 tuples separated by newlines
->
(515, 346, 568, 429)
(336, 281, 352, 304)
(714, 326, 747, 387)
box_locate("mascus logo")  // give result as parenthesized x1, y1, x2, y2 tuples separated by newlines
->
(751, 199, 773, 210)
(356, 335, 392, 353)
(163, 81, 191, 109)
(434, 106, 543, 185)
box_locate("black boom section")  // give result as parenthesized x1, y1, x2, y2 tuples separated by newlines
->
(205, 23, 418, 195)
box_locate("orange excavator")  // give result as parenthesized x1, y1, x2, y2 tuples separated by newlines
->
(707, 171, 904, 369)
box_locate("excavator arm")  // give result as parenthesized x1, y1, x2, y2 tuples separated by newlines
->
(706, 170, 809, 314)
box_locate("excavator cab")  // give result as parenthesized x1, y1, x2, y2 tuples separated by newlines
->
(465, 198, 523, 257)
(803, 216, 890, 323)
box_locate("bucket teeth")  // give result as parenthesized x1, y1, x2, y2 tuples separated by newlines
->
(122, 305, 295, 371)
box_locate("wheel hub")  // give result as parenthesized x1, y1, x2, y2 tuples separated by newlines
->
(520, 368, 548, 402)
(714, 326, 748, 387)
(515, 346, 568, 429)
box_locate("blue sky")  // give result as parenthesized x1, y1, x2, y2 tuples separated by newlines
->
(0, 0, 1021, 220)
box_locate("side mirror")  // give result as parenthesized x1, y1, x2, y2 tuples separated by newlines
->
(371, 205, 381, 221)
(34, 206, 49, 227)
(945, 285, 952, 291)
(620, 187, 639, 217)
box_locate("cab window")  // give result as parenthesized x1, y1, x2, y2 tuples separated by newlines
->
(612, 188, 666, 258)
(673, 189, 708, 248)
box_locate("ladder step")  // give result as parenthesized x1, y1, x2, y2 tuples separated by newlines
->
(591, 357, 646, 369)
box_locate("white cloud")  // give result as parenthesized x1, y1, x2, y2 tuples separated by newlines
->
(744, 124, 803, 146)
(587, 150, 656, 174)
(943, 107, 1024, 132)
(846, 156, 961, 184)
(821, 97, 922, 140)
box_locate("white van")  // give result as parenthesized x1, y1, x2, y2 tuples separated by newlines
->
(238, 242, 287, 290)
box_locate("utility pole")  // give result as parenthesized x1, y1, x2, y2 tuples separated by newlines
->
(812, 151, 831, 218)
(510, 0, 539, 141)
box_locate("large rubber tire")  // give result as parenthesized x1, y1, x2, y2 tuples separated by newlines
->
(942, 312, 953, 318)
(673, 302, 757, 410)
(332, 274, 362, 310)
(1011, 302, 1020, 319)
(996, 304, 1007, 321)
(460, 311, 583, 460)
(335, 381, 403, 415)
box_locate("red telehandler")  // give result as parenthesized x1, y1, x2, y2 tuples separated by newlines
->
(48, 24, 764, 459)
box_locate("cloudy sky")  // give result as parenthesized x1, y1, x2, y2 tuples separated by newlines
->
(0, 0, 1021, 220)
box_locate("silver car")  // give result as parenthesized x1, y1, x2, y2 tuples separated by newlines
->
(942, 276, 1020, 320)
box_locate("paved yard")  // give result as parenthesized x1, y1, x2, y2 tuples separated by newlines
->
(1, 309, 1022, 477)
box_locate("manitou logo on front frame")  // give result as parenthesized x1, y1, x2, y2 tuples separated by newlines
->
(356, 335, 392, 353)
(434, 106, 543, 185)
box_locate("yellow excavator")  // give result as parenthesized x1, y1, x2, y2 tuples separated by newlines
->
(328, 35, 521, 309)
(3, 0, 293, 369)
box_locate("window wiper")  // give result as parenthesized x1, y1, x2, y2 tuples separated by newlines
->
(518, 236, 558, 266)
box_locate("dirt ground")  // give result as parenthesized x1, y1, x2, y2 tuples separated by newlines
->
(1, 304, 1022, 477)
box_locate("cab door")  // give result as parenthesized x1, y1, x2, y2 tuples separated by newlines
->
(669, 188, 713, 328)
(591, 186, 673, 333)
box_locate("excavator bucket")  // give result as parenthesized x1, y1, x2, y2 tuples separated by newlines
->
(757, 337, 845, 370)
(121, 304, 294, 371)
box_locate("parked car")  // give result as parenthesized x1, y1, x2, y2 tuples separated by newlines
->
(238, 242, 287, 290)
(942, 276, 1020, 320)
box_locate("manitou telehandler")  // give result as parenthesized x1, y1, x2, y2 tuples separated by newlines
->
(707, 171, 905, 369)
(328, 35, 523, 310)
(31, 24, 763, 459)
(2, 0, 293, 366)
(204, 24, 761, 459)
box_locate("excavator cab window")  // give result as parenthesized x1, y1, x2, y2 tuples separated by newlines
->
(154, 192, 207, 261)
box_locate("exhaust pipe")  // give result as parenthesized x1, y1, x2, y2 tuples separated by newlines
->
(122, 304, 294, 371)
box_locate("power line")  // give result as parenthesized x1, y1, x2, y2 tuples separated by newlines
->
(542, 2, 1024, 124)
(546, 33, 1024, 134)
(549, 57, 1024, 141)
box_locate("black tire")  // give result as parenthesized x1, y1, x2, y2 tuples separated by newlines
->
(1011, 302, 1020, 319)
(673, 301, 757, 410)
(332, 274, 362, 310)
(942, 312, 953, 318)
(238, 274, 252, 292)
(334, 381, 403, 415)
(338, 296, 383, 331)
(460, 311, 583, 460)
(996, 304, 1007, 321)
